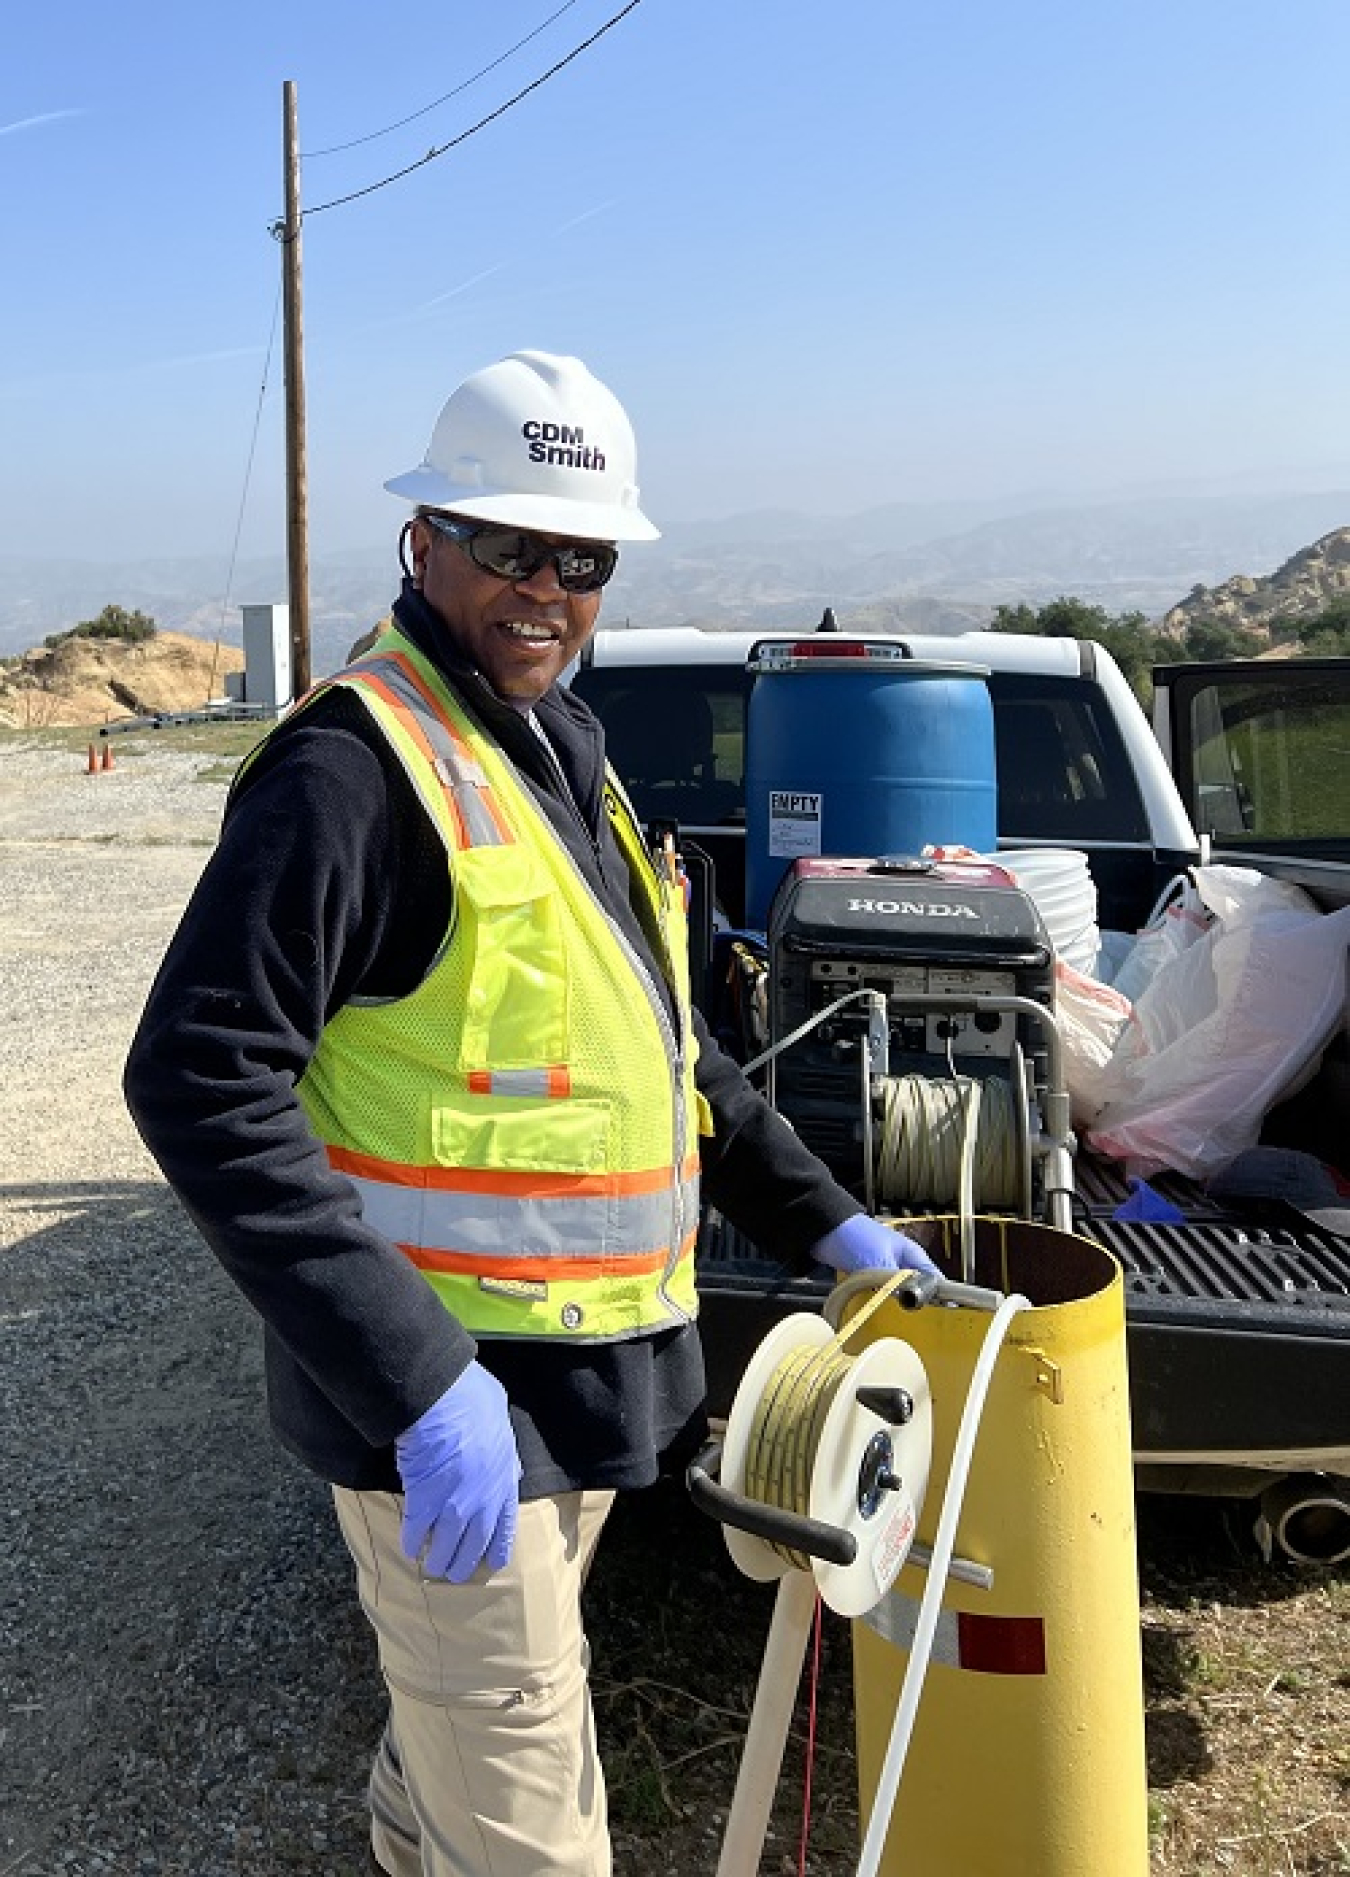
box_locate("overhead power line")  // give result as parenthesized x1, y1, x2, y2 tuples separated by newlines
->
(303, 0, 583, 157)
(220, 284, 283, 636)
(206, 282, 283, 704)
(298, 0, 642, 221)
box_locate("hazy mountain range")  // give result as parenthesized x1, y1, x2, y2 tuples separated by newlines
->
(3, 489, 1347, 679)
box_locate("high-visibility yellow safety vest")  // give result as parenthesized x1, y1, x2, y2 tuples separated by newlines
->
(281, 627, 705, 1342)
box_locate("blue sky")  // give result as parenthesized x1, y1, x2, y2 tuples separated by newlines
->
(3, 0, 1348, 565)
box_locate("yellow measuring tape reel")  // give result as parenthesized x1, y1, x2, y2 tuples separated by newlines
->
(720, 1274, 933, 1618)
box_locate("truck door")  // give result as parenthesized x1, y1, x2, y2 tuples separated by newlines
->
(1153, 657, 1350, 866)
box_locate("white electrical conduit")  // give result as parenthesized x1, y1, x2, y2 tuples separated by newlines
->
(957, 1077, 978, 1284)
(853, 1288, 1030, 1877)
(741, 985, 885, 1093)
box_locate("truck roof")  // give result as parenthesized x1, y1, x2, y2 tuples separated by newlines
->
(582, 624, 1095, 679)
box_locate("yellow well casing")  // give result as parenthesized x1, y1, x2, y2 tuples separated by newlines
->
(850, 1218, 1149, 1875)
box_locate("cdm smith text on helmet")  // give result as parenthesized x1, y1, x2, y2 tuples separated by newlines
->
(521, 420, 605, 471)
(383, 350, 660, 543)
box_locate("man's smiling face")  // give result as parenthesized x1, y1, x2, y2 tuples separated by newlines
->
(412, 513, 604, 703)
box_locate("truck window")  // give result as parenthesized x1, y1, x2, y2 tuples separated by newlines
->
(1180, 666, 1350, 850)
(575, 663, 1151, 842)
(987, 674, 1149, 842)
(570, 665, 751, 826)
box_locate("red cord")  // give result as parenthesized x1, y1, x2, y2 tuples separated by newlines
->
(797, 1591, 825, 1876)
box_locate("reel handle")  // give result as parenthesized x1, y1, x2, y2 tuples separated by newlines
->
(686, 1439, 858, 1567)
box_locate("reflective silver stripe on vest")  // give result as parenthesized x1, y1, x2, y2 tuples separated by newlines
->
(358, 654, 506, 849)
(472, 1069, 560, 1097)
(345, 1171, 701, 1260)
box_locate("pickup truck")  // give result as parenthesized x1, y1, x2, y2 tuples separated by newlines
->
(571, 628, 1350, 1564)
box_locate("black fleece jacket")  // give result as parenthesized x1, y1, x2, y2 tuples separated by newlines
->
(123, 584, 859, 1495)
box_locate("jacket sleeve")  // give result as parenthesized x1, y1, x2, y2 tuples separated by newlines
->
(691, 1008, 860, 1266)
(123, 716, 475, 1452)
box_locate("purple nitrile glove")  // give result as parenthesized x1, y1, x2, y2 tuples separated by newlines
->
(810, 1213, 941, 1279)
(394, 1361, 521, 1584)
(1113, 1176, 1186, 1224)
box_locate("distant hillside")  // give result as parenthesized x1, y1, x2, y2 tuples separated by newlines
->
(0, 555, 390, 677)
(5, 504, 1349, 723)
(4, 489, 1349, 671)
(0, 630, 244, 731)
(1159, 527, 1350, 637)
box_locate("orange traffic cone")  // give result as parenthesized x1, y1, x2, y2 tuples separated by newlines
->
(101, 742, 115, 772)
(87, 744, 99, 775)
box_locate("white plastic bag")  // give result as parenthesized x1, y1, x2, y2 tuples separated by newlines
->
(1093, 929, 1138, 987)
(1055, 961, 1133, 1126)
(1087, 866, 1350, 1180)
(1109, 873, 1212, 1005)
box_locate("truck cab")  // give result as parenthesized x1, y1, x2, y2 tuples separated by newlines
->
(573, 624, 1197, 930)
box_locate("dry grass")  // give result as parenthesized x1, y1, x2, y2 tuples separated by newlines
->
(588, 1486, 1349, 1875)
(1137, 1498, 1350, 1876)
(11, 719, 268, 759)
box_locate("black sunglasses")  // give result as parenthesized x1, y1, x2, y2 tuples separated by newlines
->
(424, 513, 618, 594)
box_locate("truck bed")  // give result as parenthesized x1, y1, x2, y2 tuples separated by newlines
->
(695, 1153, 1350, 1483)
(575, 633, 1350, 1522)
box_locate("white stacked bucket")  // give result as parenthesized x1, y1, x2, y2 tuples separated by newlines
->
(1001, 849, 1099, 976)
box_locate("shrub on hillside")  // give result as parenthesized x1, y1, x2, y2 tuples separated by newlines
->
(44, 604, 159, 650)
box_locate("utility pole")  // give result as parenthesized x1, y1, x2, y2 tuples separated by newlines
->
(281, 80, 311, 699)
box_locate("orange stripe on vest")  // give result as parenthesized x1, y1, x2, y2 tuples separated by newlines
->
(397, 1237, 698, 1282)
(357, 670, 472, 849)
(373, 651, 517, 844)
(328, 1142, 698, 1199)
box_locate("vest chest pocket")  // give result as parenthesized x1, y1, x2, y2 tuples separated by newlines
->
(431, 1095, 613, 1177)
(452, 845, 569, 1069)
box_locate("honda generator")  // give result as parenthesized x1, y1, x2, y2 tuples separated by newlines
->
(765, 856, 1071, 1224)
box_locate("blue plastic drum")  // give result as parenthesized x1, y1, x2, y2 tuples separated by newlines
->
(744, 643, 998, 929)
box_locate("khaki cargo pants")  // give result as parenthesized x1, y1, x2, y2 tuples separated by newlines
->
(333, 1487, 615, 1877)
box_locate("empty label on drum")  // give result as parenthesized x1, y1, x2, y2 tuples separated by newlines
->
(768, 790, 823, 858)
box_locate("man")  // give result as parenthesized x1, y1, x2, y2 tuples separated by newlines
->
(124, 350, 933, 1877)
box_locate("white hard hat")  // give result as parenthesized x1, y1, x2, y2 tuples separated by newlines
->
(384, 350, 659, 542)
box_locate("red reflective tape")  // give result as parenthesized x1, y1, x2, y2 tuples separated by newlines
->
(956, 1612, 1047, 1675)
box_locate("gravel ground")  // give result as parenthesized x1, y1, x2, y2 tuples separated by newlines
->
(0, 740, 836, 1877)
(1, 743, 380, 1875)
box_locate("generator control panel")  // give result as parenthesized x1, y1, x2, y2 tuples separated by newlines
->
(807, 957, 1021, 1062)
